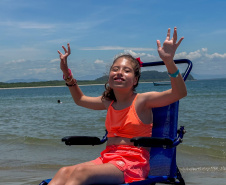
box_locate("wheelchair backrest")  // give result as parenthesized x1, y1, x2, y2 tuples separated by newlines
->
(149, 101, 179, 176)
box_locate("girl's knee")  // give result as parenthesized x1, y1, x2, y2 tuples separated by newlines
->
(66, 166, 93, 185)
(48, 166, 71, 185)
(74, 165, 91, 179)
(58, 166, 71, 176)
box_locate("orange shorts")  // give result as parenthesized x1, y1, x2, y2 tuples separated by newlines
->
(91, 145, 150, 183)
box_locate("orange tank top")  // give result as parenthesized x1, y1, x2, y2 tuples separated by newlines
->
(105, 94, 153, 138)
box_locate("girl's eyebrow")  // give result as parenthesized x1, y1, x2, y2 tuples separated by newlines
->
(111, 66, 133, 70)
(112, 64, 132, 68)
(123, 66, 133, 71)
(111, 66, 119, 70)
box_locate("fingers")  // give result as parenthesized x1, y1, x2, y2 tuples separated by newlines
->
(172, 27, 177, 44)
(62, 45, 67, 53)
(61, 43, 71, 54)
(67, 43, 71, 55)
(166, 27, 183, 46)
(58, 43, 71, 57)
(176, 37, 184, 47)
(166, 28, 171, 40)
(173, 27, 184, 47)
(156, 40, 161, 49)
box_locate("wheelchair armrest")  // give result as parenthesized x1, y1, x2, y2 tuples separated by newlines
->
(62, 136, 105, 146)
(130, 137, 173, 148)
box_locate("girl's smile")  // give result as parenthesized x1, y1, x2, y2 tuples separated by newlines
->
(108, 58, 137, 89)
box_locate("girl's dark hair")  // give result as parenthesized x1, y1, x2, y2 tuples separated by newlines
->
(102, 54, 141, 101)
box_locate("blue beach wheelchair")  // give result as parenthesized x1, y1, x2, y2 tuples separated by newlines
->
(40, 59, 192, 185)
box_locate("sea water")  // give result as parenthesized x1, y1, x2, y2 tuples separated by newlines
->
(0, 79, 225, 184)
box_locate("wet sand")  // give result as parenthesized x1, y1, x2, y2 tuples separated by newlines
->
(1, 167, 225, 185)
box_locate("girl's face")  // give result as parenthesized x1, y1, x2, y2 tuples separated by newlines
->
(108, 57, 138, 91)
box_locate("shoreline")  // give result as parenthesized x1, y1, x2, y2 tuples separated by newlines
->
(2, 77, 226, 90)
(0, 80, 199, 90)
(0, 82, 158, 90)
(0, 83, 106, 90)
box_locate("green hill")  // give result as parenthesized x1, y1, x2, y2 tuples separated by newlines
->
(0, 71, 194, 88)
(95, 70, 194, 82)
(140, 70, 194, 81)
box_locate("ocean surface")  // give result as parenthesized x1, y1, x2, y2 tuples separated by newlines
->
(0, 79, 226, 185)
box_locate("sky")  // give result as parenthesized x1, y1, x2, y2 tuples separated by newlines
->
(0, 0, 226, 82)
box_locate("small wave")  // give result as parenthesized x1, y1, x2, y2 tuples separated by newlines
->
(23, 136, 60, 146)
(2, 135, 60, 146)
(179, 143, 226, 159)
(181, 166, 226, 172)
(0, 163, 63, 171)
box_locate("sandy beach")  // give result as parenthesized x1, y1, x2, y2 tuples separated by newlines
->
(1, 168, 225, 185)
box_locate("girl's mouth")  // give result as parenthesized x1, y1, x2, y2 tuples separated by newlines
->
(113, 77, 125, 82)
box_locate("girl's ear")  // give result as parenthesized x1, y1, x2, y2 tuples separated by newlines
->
(133, 77, 138, 86)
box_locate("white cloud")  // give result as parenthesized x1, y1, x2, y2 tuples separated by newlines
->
(80, 46, 155, 51)
(28, 68, 47, 74)
(0, 47, 43, 61)
(121, 50, 159, 61)
(114, 48, 226, 78)
(171, 48, 226, 77)
(50, 58, 60, 63)
(0, 21, 55, 30)
(94, 59, 104, 64)
(18, 22, 55, 30)
(174, 48, 226, 60)
(203, 29, 226, 36)
(205, 52, 226, 59)
(1, 48, 226, 82)
(123, 50, 146, 57)
(112, 50, 157, 62)
(6, 59, 26, 64)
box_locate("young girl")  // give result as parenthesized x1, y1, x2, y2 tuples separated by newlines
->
(49, 27, 186, 185)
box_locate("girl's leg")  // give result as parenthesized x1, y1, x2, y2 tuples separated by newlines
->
(48, 161, 96, 185)
(65, 163, 124, 185)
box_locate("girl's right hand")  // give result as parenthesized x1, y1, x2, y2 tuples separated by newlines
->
(58, 43, 71, 75)
(157, 27, 183, 64)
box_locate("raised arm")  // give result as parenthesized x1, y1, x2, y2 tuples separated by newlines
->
(58, 43, 106, 110)
(141, 27, 187, 108)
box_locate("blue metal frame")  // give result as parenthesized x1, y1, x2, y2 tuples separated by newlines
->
(142, 59, 193, 81)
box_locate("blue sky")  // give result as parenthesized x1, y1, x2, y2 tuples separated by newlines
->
(0, 0, 226, 82)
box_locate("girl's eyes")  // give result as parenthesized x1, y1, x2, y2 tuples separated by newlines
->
(125, 69, 131, 73)
(111, 67, 118, 72)
(111, 67, 132, 73)
(113, 67, 118, 70)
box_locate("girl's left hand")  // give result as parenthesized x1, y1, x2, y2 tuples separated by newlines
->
(157, 27, 184, 63)
(58, 43, 71, 74)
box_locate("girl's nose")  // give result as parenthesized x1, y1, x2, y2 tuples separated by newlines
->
(116, 69, 123, 76)
(117, 68, 124, 74)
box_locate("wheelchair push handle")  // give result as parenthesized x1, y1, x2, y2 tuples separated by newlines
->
(141, 59, 193, 82)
